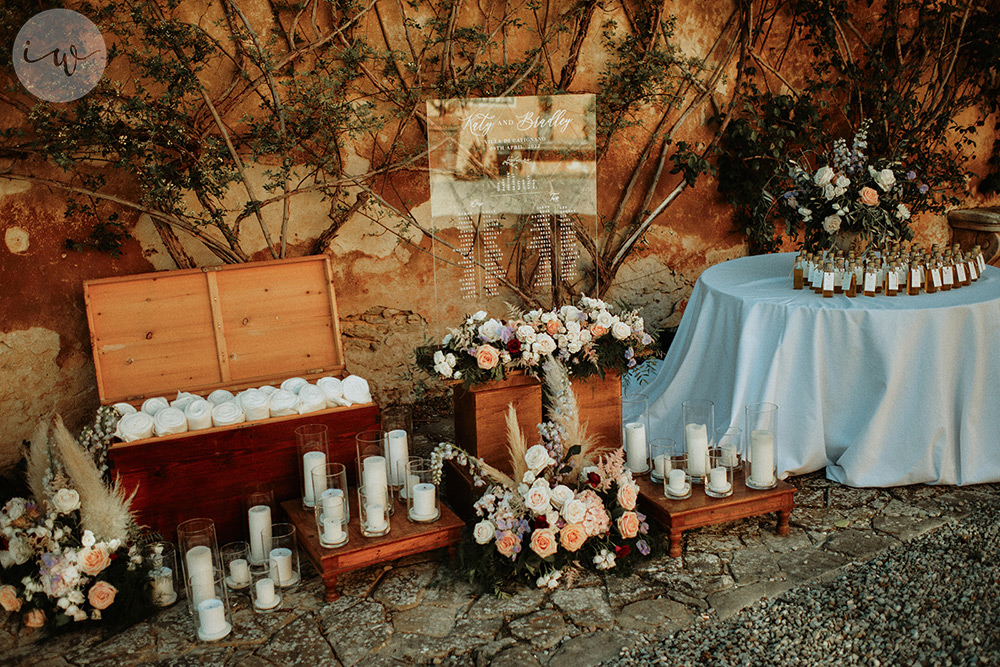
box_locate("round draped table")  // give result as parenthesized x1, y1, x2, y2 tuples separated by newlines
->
(633, 252, 1000, 486)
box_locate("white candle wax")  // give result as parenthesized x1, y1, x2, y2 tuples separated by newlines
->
(362, 456, 389, 507)
(653, 455, 668, 477)
(268, 547, 294, 585)
(722, 444, 739, 467)
(667, 468, 687, 494)
(385, 430, 409, 487)
(229, 558, 250, 585)
(320, 488, 345, 523)
(709, 466, 730, 493)
(152, 566, 175, 603)
(302, 451, 327, 506)
(185, 545, 215, 606)
(255, 578, 276, 606)
(411, 482, 436, 519)
(322, 516, 343, 544)
(624, 422, 647, 472)
(197, 598, 229, 638)
(366, 504, 387, 532)
(685, 423, 709, 477)
(750, 430, 776, 486)
(248, 505, 272, 563)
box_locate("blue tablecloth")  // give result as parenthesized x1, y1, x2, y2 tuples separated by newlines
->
(629, 252, 1000, 486)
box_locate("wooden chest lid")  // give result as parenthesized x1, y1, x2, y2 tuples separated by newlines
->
(84, 256, 346, 404)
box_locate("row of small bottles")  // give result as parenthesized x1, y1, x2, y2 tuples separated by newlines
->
(793, 243, 987, 298)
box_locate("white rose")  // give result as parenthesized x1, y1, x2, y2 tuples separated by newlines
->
(445, 353, 456, 366)
(823, 183, 836, 200)
(595, 311, 614, 328)
(562, 498, 587, 524)
(835, 175, 851, 188)
(434, 362, 452, 377)
(7, 537, 31, 565)
(473, 520, 496, 545)
(524, 444, 555, 471)
(870, 166, 896, 192)
(478, 319, 504, 342)
(523, 484, 551, 514)
(567, 340, 583, 354)
(433, 350, 445, 364)
(813, 165, 835, 187)
(564, 320, 581, 335)
(516, 325, 537, 344)
(822, 215, 841, 234)
(81, 530, 96, 548)
(578, 329, 592, 344)
(522, 471, 536, 485)
(550, 485, 574, 509)
(533, 333, 556, 356)
(471, 310, 487, 322)
(611, 321, 632, 340)
(559, 305, 581, 321)
(4, 498, 26, 521)
(52, 488, 81, 514)
(896, 203, 911, 220)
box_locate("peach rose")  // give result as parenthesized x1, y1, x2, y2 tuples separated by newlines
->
(475, 345, 500, 370)
(529, 529, 558, 559)
(559, 523, 587, 552)
(87, 581, 118, 610)
(617, 511, 640, 539)
(859, 186, 879, 206)
(24, 609, 45, 628)
(616, 482, 638, 511)
(590, 325, 607, 338)
(78, 544, 112, 576)
(545, 319, 560, 335)
(0, 585, 22, 612)
(495, 531, 519, 558)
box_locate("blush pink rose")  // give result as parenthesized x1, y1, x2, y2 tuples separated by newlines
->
(78, 544, 112, 576)
(617, 511, 641, 539)
(475, 345, 500, 370)
(559, 523, 587, 552)
(545, 319, 560, 335)
(616, 482, 638, 511)
(495, 531, 519, 558)
(88, 581, 118, 610)
(590, 325, 608, 338)
(529, 529, 558, 558)
(859, 186, 879, 206)
(0, 585, 22, 612)
(24, 609, 45, 628)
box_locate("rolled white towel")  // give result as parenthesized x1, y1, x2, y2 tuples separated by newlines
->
(116, 412, 154, 442)
(185, 398, 214, 430)
(153, 407, 189, 436)
(296, 384, 327, 414)
(281, 377, 309, 395)
(171, 391, 199, 411)
(141, 397, 170, 416)
(268, 389, 298, 417)
(239, 389, 270, 421)
(342, 375, 372, 405)
(207, 389, 235, 405)
(212, 401, 245, 427)
(258, 385, 278, 396)
(317, 377, 351, 408)
(113, 402, 137, 417)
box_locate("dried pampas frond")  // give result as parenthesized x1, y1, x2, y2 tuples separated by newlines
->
(477, 458, 517, 491)
(51, 415, 135, 543)
(543, 357, 599, 475)
(506, 403, 529, 483)
(25, 421, 52, 505)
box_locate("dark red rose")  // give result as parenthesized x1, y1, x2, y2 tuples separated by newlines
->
(615, 544, 631, 558)
(534, 515, 549, 529)
(587, 472, 600, 488)
(507, 338, 521, 355)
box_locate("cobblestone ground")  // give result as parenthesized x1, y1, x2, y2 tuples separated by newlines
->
(4, 471, 996, 667)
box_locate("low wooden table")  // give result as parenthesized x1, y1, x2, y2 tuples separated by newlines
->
(636, 471, 796, 557)
(281, 498, 465, 601)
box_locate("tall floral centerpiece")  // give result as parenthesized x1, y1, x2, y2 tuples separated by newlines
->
(432, 358, 654, 590)
(0, 409, 152, 630)
(772, 120, 931, 252)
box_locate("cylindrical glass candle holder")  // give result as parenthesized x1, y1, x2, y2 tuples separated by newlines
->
(177, 518, 221, 616)
(621, 394, 649, 474)
(745, 402, 778, 489)
(221, 541, 252, 591)
(145, 542, 178, 608)
(296, 423, 330, 509)
(194, 569, 233, 642)
(705, 448, 734, 498)
(268, 522, 301, 588)
(313, 462, 349, 548)
(359, 485, 390, 537)
(716, 427, 742, 469)
(405, 458, 440, 523)
(649, 438, 675, 483)
(399, 455, 423, 500)
(381, 405, 412, 489)
(250, 561, 281, 612)
(682, 399, 714, 484)
(356, 429, 393, 516)
(662, 452, 691, 500)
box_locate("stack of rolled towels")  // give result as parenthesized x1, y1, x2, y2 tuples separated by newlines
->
(113, 374, 373, 442)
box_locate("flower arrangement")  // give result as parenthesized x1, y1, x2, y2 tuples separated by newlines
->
(772, 120, 931, 252)
(431, 357, 654, 590)
(0, 412, 152, 630)
(418, 295, 658, 387)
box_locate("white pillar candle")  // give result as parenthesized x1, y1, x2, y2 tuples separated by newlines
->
(750, 430, 776, 486)
(411, 482, 436, 519)
(255, 578, 277, 607)
(667, 468, 687, 494)
(709, 466, 730, 493)
(362, 456, 389, 507)
(366, 504, 387, 532)
(722, 443, 739, 467)
(302, 451, 327, 506)
(228, 558, 250, 586)
(385, 430, 409, 486)
(323, 516, 343, 544)
(624, 422, 647, 472)
(268, 547, 294, 585)
(685, 423, 709, 477)
(152, 566, 175, 603)
(248, 505, 272, 563)
(197, 598, 229, 638)
(320, 488, 345, 523)
(185, 545, 215, 606)
(653, 455, 668, 477)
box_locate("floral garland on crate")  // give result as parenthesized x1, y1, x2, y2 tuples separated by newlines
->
(430, 357, 655, 591)
(417, 295, 658, 387)
(0, 411, 153, 631)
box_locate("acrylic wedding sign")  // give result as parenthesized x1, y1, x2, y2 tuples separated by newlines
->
(426, 95, 598, 308)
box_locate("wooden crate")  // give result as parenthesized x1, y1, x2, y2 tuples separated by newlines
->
(84, 256, 379, 542)
(567, 373, 622, 456)
(452, 373, 543, 473)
